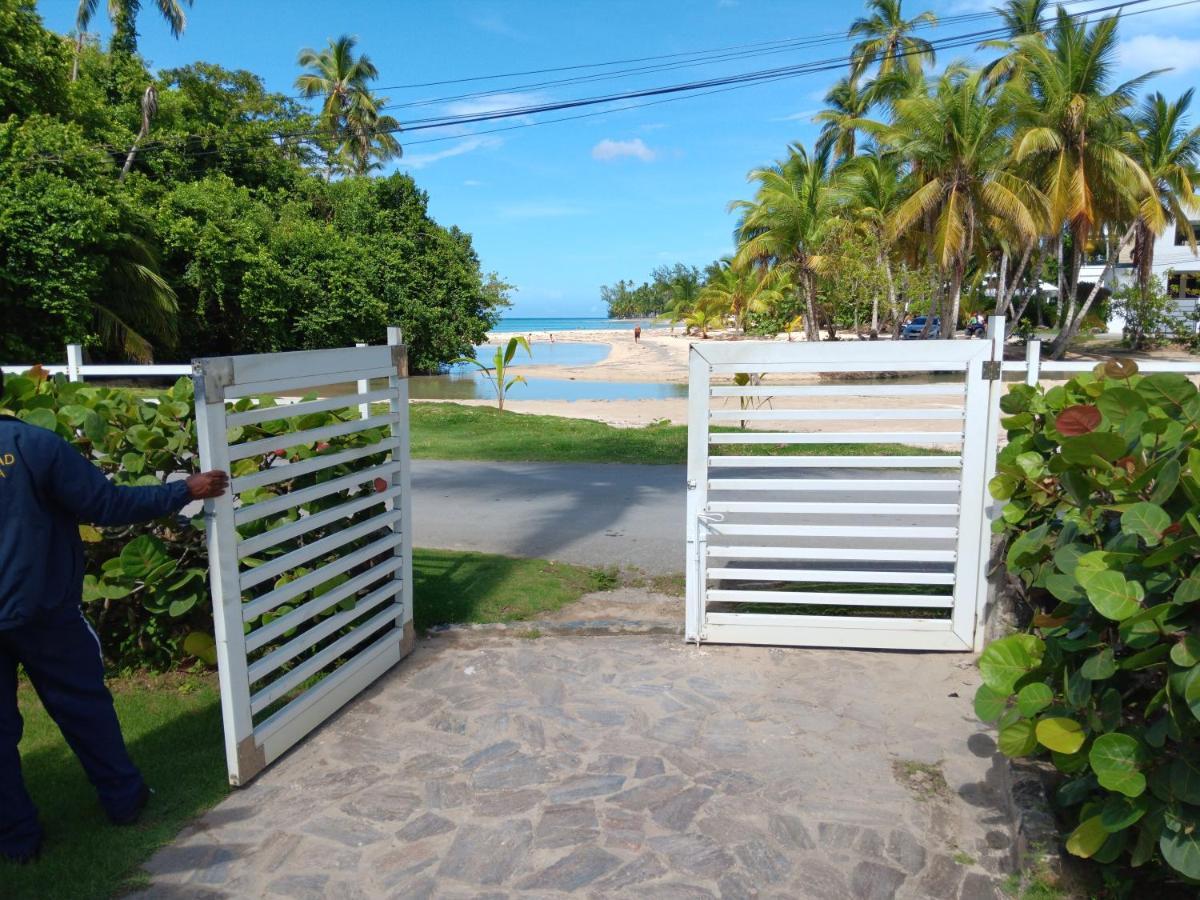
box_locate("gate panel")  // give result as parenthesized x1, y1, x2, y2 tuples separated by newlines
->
(195, 343, 412, 785)
(685, 334, 1000, 652)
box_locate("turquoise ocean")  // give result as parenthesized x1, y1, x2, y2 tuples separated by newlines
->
(494, 316, 657, 332)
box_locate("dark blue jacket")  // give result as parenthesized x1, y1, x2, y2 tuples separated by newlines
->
(0, 415, 190, 631)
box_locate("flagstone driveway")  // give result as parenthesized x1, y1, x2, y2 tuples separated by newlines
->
(133, 633, 1015, 899)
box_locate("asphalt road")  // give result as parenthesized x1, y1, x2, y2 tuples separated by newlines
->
(411, 460, 687, 574)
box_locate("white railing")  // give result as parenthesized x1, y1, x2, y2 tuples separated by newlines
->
(1003, 340, 1200, 384)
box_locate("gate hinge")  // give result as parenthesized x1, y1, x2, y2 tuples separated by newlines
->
(982, 360, 1002, 381)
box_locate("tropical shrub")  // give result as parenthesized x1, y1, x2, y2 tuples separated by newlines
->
(1, 368, 393, 670)
(977, 358, 1200, 887)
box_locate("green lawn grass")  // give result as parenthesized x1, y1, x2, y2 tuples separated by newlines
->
(3, 547, 614, 898)
(409, 401, 948, 465)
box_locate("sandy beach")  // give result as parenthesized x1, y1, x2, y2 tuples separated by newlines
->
(486, 325, 692, 384)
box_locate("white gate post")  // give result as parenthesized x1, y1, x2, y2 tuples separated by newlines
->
(193, 359, 263, 785)
(969, 316, 1008, 650)
(66, 344, 83, 382)
(387, 326, 414, 652)
(684, 346, 710, 643)
(1025, 339, 1041, 387)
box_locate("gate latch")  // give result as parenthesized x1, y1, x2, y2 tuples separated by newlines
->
(982, 360, 1002, 381)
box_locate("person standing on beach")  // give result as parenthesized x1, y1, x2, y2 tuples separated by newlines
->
(0, 369, 229, 864)
(633, 325, 642, 344)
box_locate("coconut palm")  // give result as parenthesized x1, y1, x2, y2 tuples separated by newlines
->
(94, 233, 178, 362)
(1127, 90, 1200, 296)
(883, 68, 1044, 338)
(698, 265, 787, 333)
(1011, 8, 1157, 355)
(815, 77, 873, 163)
(731, 144, 840, 341)
(980, 0, 1049, 87)
(848, 0, 937, 81)
(837, 148, 908, 332)
(76, 0, 192, 58)
(296, 36, 401, 179)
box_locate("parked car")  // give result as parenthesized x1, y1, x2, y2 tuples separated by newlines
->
(901, 316, 940, 339)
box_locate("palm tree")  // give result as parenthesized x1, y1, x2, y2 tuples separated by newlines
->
(731, 144, 839, 341)
(94, 233, 178, 361)
(698, 265, 787, 333)
(1127, 90, 1200, 297)
(980, 0, 1050, 86)
(296, 36, 401, 179)
(849, 0, 937, 81)
(883, 69, 1044, 337)
(837, 148, 908, 333)
(1011, 8, 1157, 355)
(815, 77, 872, 163)
(76, 0, 192, 58)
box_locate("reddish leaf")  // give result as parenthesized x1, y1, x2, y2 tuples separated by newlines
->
(374, 477, 388, 493)
(1056, 405, 1102, 437)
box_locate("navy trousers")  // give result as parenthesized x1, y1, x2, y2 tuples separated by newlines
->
(0, 603, 145, 857)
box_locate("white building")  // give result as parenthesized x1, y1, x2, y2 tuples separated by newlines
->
(1079, 219, 1200, 334)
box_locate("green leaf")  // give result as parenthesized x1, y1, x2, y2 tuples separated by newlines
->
(1085, 571, 1144, 621)
(998, 719, 1039, 757)
(1144, 536, 1200, 567)
(1121, 502, 1172, 546)
(1160, 826, 1200, 879)
(1138, 372, 1200, 419)
(979, 634, 1045, 694)
(20, 407, 58, 432)
(1176, 573, 1200, 605)
(1170, 757, 1200, 804)
(988, 474, 1018, 501)
(119, 534, 169, 579)
(1089, 733, 1146, 798)
(1097, 387, 1148, 421)
(1016, 683, 1054, 717)
(182, 631, 217, 666)
(168, 595, 197, 617)
(973, 683, 1008, 722)
(1184, 666, 1200, 722)
(1066, 815, 1108, 858)
(1059, 431, 1128, 465)
(1172, 636, 1200, 668)
(1100, 795, 1147, 832)
(1080, 648, 1118, 681)
(1036, 717, 1086, 754)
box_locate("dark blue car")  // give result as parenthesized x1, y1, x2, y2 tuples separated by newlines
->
(901, 316, 940, 339)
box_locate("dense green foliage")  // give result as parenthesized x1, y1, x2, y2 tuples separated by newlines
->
(977, 358, 1200, 887)
(601, 263, 702, 320)
(0, 1, 506, 372)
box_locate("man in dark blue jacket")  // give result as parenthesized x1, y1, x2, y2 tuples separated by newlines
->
(0, 370, 228, 863)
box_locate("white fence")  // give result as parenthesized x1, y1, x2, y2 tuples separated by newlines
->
(195, 339, 413, 786)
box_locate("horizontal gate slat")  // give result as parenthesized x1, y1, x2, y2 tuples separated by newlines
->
(707, 501, 958, 515)
(244, 558, 403, 653)
(253, 628, 401, 764)
(707, 455, 962, 468)
(226, 387, 399, 427)
(233, 437, 400, 493)
(708, 361, 970, 374)
(708, 478, 960, 493)
(249, 605, 400, 714)
(706, 567, 955, 584)
(706, 589, 955, 607)
(701, 619, 969, 650)
(223, 365, 396, 400)
(242, 532, 402, 621)
(247, 580, 403, 684)
(709, 384, 966, 398)
(706, 523, 959, 539)
(706, 546, 956, 563)
(230, 413, 395, 462)
(708, 432, 962, 445)
(708, 408, 963, 422)
(237, 486, 402, 558)
(234, 461, 399, 526)
(239, 508, 402, 590)
(705, 611, 955, 629)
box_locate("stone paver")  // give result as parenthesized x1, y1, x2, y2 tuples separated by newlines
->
(133, 634, 1014, 898)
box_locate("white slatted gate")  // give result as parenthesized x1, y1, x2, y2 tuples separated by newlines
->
(194, 341, 413, 785)
(685, 325, 1003, 651)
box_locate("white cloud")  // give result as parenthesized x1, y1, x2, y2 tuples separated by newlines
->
(463, 179, 484, 187)
(773, 108, 821, 122)
(497, 202, 587, 219)
(591, 137, 658, 162)
(1118, 35, 1200, 76)
(399, 137, 500, 170)
(445, 92, 545, 118)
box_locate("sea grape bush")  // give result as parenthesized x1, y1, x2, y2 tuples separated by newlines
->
(0, 368, 392, 670)
(977, 358, 1200, 886)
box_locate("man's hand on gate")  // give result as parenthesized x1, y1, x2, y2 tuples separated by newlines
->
(186, 470, 229, 500)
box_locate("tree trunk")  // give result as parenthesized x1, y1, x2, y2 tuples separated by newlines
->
(1048, 223, 1138, 359)
(1000, 244, 1033, 319)
(883, 256, 899, 338)
(119, 84, 156, 182)
(72, 34, 83, 82)
(942, 262, 963, 339)
(803, 273, 819, 342)
(110, 1, 141, 57)
(994, 251, 1008, 317)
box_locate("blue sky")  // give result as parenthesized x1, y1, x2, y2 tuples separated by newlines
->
(36, 0, 1200, 316)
